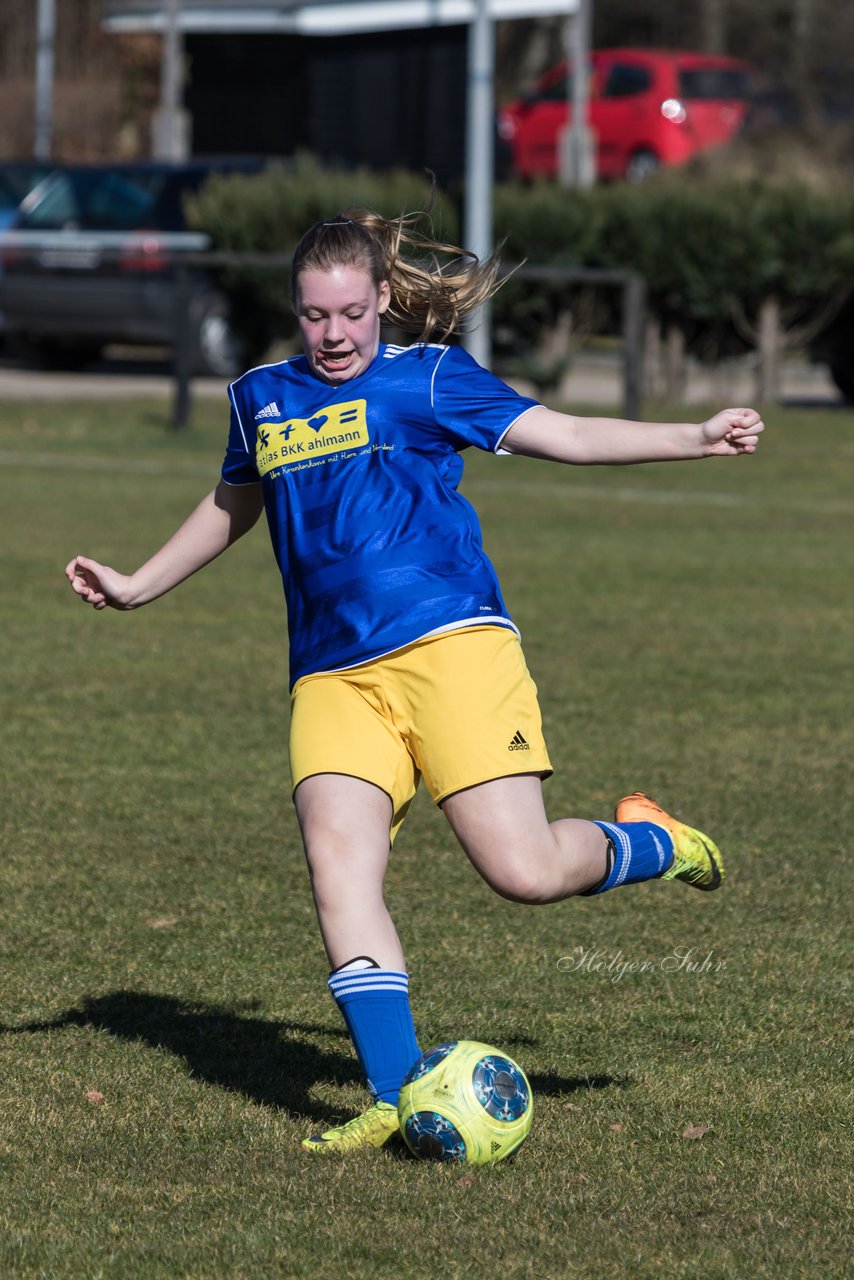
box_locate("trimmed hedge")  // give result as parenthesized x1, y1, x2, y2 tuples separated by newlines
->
(493, 179, 854, 359)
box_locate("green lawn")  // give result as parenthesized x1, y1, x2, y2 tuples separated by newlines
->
(1, 395, 851, 1279)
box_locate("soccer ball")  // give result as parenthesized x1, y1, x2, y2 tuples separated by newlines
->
(397, 1040, 533, 1165)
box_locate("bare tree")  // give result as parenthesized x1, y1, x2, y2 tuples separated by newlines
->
(790, 0, 819, 127)
(699, 0, 727, 53)
(0, 0, 159, 158)
(495, 17, 565, 103)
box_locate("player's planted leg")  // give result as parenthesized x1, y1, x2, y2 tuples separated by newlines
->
(295, 776, 421, 1153)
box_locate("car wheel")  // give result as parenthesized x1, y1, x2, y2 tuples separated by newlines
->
(625, 150, 660, 183)
(190, 290, 247, 378)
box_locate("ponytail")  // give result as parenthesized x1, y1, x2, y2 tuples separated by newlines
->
(291, 204, 505, 342)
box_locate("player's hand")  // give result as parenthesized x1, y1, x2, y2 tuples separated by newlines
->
(65, 555, 135, 611)
(701, 407, 764, 456)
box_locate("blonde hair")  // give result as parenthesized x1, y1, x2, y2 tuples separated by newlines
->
(291, 206, 504, 342)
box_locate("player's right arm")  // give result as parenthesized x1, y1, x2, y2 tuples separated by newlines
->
(65, 480, 264, 611)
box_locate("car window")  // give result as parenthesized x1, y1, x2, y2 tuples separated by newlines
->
(601, 64, 652, 98)
(678, 68, 750, 100)
(15, 163, 261, 233)
(0, 165, 54, 213)
(19, 169, 174, 231)
(19, 174, 79, 228)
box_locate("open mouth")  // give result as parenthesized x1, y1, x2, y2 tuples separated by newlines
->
(317, 349, 354, 371)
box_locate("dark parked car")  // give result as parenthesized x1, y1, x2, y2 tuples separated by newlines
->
(0, 159, 267, 375)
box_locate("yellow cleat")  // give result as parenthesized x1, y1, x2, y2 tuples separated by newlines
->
(615, 792, 725, 891)
(300, 1101, 400, 1153)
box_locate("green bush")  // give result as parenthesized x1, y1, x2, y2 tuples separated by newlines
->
(493, 178, 854, 361)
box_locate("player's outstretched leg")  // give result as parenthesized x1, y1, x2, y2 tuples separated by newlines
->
(300, 1100, 400, 1153)
(615, 792, 725, 890)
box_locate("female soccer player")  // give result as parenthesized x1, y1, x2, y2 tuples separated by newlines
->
(66, 209, 764, 1153)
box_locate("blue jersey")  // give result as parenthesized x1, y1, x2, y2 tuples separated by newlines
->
(222, 342, 540, 686)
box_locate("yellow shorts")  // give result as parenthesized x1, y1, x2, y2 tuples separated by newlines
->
(289, 626, 552, 841)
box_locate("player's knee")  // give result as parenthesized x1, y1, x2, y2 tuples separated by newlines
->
(304, 828, 360, 882)
(475, 848, 562, 905)
(301, 824, 387, 907)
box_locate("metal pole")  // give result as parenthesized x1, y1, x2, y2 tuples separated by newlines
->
(462, 0, 495, 369)
(34, 0, 56, 161)
(172, 263, 193, 429)
(559, 0, 595, 188)
(622, 273, 646, 421)
(153, 0, 187, 160)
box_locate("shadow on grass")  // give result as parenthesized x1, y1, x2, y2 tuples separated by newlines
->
(1, 990, 360, 1125)
(431, 1033, 632, 1098)
(526, 1070, 632, 1096)
(1, 994, 632, 1133)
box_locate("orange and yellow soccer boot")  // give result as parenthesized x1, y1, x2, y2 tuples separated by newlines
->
(615, 792, 725, 891)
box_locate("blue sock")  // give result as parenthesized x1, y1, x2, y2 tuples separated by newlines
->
(583, 821, 675, 894)
(328, 961, 421, 1105)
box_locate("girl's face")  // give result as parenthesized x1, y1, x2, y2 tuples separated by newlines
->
(295, 265, 391, 385)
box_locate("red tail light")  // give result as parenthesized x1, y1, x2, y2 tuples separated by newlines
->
(118, 234, 168, 272)
(0, 240, 21, 269)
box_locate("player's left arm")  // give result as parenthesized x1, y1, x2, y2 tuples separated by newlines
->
(501, 405, 764, 465)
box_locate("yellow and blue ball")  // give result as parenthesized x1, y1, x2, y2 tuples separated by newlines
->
(397, 1040, 533, 1165)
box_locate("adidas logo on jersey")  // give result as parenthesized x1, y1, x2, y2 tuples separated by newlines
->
(254, 401, 281, 420)
(508, 730, 530, 751)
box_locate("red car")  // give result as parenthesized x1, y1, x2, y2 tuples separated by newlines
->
(498, 48, 753, 182)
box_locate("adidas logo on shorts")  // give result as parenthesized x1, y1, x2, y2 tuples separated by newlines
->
(508, 730, 530, 752)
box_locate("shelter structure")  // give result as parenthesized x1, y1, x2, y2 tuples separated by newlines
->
(102, 1, 577, 181)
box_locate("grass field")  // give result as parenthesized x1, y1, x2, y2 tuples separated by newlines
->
(1, 393, 851, 1279)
